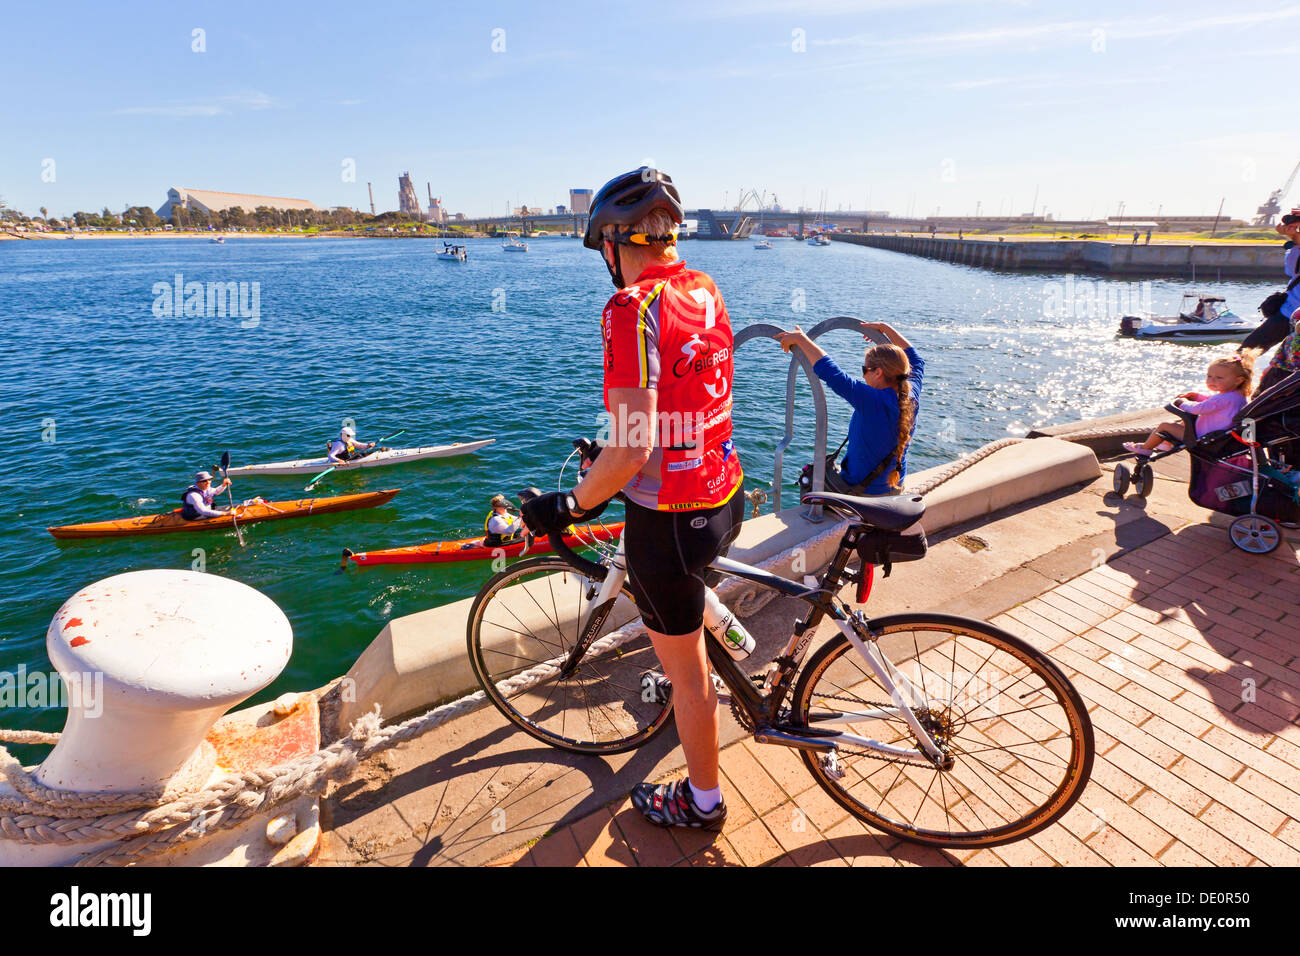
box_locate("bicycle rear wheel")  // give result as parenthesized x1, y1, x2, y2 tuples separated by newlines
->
(467, 555, 674, 755)
(791, 613, 1093, 848)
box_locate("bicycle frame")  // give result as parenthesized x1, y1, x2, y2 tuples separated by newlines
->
(570, 524, 947, 766)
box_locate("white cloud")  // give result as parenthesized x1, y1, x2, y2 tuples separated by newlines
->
(810, 6, 1300, 56)
(701, 0, 1027, 17)
(114, 90, 275, 117)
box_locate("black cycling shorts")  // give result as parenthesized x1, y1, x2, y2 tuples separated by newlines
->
(623, 492, 745, 637)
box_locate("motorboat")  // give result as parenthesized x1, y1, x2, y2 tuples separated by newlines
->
(210, 236, 225, 244)
(808, 233, 831, 246)
(1119, 294, 1259, 343)
(436, 242, 467, 262)
(754, 238, 773, 250)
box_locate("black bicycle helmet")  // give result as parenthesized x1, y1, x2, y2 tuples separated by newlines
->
(583, 167, 683, 287)
(583, 167, 683, 250)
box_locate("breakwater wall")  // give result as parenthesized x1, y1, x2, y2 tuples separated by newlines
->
(833, 233, 1281, 279)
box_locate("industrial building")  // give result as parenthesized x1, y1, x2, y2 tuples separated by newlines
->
(569, 188, 592, 215)
(398, 173, 421, 219)
(155, 187, 320, 220)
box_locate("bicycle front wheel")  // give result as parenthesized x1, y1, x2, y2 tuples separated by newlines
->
(791, 613, 1094, 848)
(467, 555, 674, 755)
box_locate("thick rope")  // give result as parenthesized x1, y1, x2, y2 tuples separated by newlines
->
(0, 425, 1146, 863)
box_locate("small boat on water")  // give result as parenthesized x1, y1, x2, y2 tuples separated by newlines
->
(1119, 294, 1259, 343)
(436, 242, 467, 262)
(50, 490, 400, 540)
(343, 521, 626, 567)
(808, 234, 831, 246)
(754, 238, 774, 250)
(226, 439, 494, 477)
(210, 236, 225, 244)
(502, 234, 529, 253)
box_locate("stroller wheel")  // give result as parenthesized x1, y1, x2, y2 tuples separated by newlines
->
(1113, 463, 1132, 496)
(1135, 462, 1155, 499)
(1229, 515, 1281, 555)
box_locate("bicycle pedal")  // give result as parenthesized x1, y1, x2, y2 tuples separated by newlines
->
(639, 671, 671, 707)
(819, 750, 846, 781)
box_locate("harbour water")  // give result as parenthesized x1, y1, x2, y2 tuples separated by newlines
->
(0, 236, 1277, 734)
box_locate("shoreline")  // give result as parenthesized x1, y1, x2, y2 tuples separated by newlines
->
(0, 230, 490, 241)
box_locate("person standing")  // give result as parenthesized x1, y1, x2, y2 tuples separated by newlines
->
(521, 167, 744, 832)
(1243, 217, 1300, 393)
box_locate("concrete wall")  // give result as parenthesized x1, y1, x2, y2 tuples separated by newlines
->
(333, 437, 1100, 730)
(833, 233, 1282, 279)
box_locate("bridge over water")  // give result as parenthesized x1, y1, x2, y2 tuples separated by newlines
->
(451, 209, 880, 239)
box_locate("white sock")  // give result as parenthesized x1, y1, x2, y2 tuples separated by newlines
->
(689, 781, 722, 812)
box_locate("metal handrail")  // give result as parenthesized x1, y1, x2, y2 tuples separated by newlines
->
(734, 317, 887, 521)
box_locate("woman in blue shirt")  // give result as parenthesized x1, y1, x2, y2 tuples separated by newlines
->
(778, 321, 924, 495)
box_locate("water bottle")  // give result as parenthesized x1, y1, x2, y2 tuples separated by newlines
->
(703, 588, 756, 661)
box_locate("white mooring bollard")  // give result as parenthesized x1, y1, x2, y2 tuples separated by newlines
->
(0, 569, 306, 865)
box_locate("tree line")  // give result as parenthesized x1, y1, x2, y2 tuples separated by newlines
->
(2, 199, 462, 233)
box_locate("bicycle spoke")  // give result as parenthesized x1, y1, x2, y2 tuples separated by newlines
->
(471, 558, 671, 753)
(793, 617, 1092, 847)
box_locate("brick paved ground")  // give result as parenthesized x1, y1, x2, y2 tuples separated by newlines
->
(489, 522, 1300, 867)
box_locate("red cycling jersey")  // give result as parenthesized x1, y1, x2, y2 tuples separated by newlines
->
(602, 260, 744, 511)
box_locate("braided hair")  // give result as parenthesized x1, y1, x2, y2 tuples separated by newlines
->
(864, 343, 914, 489)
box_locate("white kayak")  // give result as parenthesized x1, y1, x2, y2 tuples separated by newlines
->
(226, 439, 495, 476)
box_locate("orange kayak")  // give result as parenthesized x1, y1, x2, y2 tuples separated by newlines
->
(49, 490, 400, 540)
(344, 521, 625, 567)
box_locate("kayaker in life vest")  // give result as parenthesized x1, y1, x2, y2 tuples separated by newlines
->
(327, 426, 375, 464)
(482, 494, 526, 546)
(180, 471, 231, 520)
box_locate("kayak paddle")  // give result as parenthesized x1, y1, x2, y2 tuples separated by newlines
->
(304, 465, 334, 492)
(305, 429, 406, 489)
(219, 451, 246, 547)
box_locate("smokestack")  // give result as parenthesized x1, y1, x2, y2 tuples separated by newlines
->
(367, 182, 375, 216)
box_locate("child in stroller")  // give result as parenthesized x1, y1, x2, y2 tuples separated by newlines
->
(1122, 354, 1254, 456)
(1114, 366, 1300, 554)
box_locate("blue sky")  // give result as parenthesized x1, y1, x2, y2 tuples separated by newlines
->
(2, 0, 1296, 221)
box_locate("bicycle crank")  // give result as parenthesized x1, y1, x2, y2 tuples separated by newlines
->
(752, 729, 836, 753)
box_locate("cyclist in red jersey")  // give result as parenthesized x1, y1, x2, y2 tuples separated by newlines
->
(522, 167, 744, 831)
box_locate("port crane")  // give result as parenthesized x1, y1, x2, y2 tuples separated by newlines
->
(1254, 158, 1300, 226)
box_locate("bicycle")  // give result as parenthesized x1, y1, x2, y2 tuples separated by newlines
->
(467, 441, 1095, 849)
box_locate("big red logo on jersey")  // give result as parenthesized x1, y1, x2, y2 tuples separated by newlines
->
(601, 260, 743, 511)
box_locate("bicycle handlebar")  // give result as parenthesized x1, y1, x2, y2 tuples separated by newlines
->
(519, 483, 609, 583)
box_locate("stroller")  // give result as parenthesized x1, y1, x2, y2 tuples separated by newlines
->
(1114, 370, 1300, 554)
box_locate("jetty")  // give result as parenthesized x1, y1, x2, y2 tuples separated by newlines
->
(833, 233, 1283, 279)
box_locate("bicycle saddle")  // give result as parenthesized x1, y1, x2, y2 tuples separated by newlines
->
(801, 491, 925, 531)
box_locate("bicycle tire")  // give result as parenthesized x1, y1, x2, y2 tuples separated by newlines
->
(791, 612, 1094, 848)
(467, 555, 675, 755)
